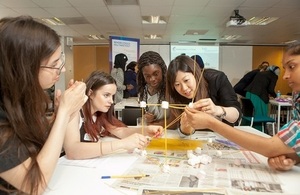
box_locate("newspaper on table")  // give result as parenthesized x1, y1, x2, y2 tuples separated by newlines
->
(113, 140, 283, 194)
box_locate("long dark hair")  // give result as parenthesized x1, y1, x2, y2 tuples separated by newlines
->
(0, 16, 60, 194)
(82, 71, 126, 141)
(137, 51, 167, 103)
(166, 55, 208, 117)
(114, 53, 128, 71)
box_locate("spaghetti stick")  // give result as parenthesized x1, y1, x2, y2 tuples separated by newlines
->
(169, 105, 186, 110)
(191, 69, 205, 103)
(166, 112, 184, 129)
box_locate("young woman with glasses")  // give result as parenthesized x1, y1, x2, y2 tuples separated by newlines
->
(0, 16, 87, 194)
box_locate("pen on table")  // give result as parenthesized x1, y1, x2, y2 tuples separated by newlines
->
(101, 174, 150, 179)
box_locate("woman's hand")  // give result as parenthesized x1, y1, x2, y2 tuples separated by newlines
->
(145, 125, 164, 138)
(144, 112, 156, 123)
(184, 106, 215, 130)
(54, 79, 76, 113)
(121, 133, 150, 151)
(59, 81, 87, 116)
(268, 155, 296, 171)
(192, 98, 222, 117)
(179, 112, 195, 135)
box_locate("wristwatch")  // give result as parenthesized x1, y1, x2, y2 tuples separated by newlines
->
(217, 106, 226, 119)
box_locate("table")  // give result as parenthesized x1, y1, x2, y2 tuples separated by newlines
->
(44, 126, 299, 195)
(269, 99, 292, 132)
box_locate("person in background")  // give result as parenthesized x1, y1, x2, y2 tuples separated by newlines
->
(184, 42, 300, 171)
(244, 65, 280, 131)
(137, 51, 169, 125)
(0, 16, 87, 194)
(124, 61, 138, 98)
(166, 55, 241, 135)
(190, 55, 205, 69)
(234, 61, 269, 97)
(63, 71, 163, 160)
(110, 53, 133, 103)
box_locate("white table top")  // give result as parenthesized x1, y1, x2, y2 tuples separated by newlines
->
(269, 99, 292, 107)
(114, 97, 139, 111)
(44, 126, 299, 195)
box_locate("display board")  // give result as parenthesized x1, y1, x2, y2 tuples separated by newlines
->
(109, 36, 140, 69)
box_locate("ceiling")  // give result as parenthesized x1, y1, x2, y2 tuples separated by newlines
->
(0, 0, 299, 46)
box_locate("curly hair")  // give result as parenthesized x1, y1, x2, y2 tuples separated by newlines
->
(137, 51, 167, 103)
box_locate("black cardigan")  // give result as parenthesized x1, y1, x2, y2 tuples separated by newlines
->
(245, 70, 278, 104)
(204, 69, 242, 126)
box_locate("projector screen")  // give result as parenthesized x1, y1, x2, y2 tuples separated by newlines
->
(170, 44, 220, 70)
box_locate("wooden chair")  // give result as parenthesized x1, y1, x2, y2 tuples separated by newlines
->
(239, 98, 276, 135)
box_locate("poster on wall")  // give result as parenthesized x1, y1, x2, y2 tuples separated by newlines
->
(109, 36, 140, 70)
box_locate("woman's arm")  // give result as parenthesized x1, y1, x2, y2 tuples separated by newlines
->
(184, 107, 296, 158)
(0, 82, 87, 194)
(109, 125, 163, 138)
(192, 99, 239, 123)
(63, 117, 157, 160)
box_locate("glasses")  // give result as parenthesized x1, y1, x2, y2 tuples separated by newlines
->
(40, 53, 65, 75)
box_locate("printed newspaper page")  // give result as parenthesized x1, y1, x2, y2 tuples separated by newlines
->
(112, 141, 283, 194)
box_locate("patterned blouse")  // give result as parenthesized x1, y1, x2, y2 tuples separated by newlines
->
(277, 92, 300, 157)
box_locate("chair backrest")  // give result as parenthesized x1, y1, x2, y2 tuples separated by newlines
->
(121, 108, 142, 126)
(240, 98, 255, 117)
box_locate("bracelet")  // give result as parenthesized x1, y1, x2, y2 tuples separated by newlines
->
(177, 126, 195, 136)
(217, 106, 226, 119)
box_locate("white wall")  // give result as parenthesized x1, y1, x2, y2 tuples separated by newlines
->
(62, 44, 252, 89)
(220, 46, 252, 86)
(140, 45, 253, 86)
(140, 45, 170, 66)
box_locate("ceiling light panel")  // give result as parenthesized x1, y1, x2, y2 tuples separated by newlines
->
(41, 17, 65, 25)
(221, 35, 241, 40)
(105, 0, 139, 5)
(144, 34, 162, 39)
(142, 16, 167, 24)
(248, 17, 279, 25)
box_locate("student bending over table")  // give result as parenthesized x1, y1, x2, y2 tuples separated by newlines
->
(63, 71, 163, 160)
(183, 42, 300, 171)
(166, 55, 241, 133)
(137, 51, 169, 126)
(0, 16, 87, 195)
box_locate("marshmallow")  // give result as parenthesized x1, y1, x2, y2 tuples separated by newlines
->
(140, 101, 147, 108)
(160, 163, 170, 173)
(207, 138, 213, 143)
(215, 150, 222, 157)
(187, 152, 196, 159)
(188, 158, 199, 166)
(188, 102, 194, 108)
(133, 148, 147, 156)
(195, 147, 202, 154)
(161, 101, 169, 109)
(198, 154, 212, 165)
